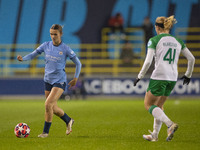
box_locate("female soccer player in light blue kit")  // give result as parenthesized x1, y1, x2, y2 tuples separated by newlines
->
(134, 16, 195, 141)
(17, 24, 82, 138)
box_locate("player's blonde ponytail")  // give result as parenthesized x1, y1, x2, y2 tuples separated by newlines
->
(163, 15, 177, 30)
(155, 15, 177, 31)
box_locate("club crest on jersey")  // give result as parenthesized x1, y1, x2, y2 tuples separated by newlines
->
(71, 51, 74, 54)
(148, 40, 152, 47)
(59, 51, 63, 55)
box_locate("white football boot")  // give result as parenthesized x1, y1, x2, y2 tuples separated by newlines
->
(143, 130, 158, 142)
(166, 123, 178, 141)
(66, 119, 74, 135)
(38, 133, 48, 138)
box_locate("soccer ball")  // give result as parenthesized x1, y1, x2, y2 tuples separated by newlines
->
(14, 123, 30, 138)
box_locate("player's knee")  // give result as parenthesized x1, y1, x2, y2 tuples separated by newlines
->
(144, 104, 150, 111)
(156, 103, 163, 109)
(144, 101, 151, 111)
(45, 101, 54, 112)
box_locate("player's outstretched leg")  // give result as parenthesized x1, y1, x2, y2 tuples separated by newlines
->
(149, 105, 179, 141)
(66, 119, 74, 135)
(166, 123, 178, 141)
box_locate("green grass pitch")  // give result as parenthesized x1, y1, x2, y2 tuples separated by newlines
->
(0, 98, 200, 150)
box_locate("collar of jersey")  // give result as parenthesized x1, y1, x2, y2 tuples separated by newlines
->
(53, 41, 62, 47)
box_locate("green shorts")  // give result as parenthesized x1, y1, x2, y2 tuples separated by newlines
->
(147, 79, 176, 96)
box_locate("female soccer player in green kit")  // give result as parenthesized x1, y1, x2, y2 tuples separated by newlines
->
(134, 16, 195, 141)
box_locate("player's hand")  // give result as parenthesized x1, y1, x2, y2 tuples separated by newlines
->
(68, 78, 78, 89)
(180, 75, 190, 85)
(133, 78, 140, 86)
(17, 55, 23, 61)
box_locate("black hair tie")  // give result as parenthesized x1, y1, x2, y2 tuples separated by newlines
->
(155, 22, 164, 28)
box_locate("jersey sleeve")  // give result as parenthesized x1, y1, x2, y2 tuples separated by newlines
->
(35, 42, 46, 54)
(65, 45, 76, 58)
(176, 38, 186, 50)
(147, 38, 156, 49)
(71, 56, 82, 78)
(181, 47, 195, 78)
(138, 48, 155, 79)
(22, 50, 39, 61)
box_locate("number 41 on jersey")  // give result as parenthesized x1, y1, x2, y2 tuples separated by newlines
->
(163, 48, 176, 64)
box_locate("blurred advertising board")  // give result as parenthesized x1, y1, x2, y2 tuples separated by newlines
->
(84, 78, 200, 96)
(0, 78, 199, 96)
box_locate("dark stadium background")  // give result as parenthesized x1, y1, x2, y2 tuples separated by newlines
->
(0, 0, 199, 97)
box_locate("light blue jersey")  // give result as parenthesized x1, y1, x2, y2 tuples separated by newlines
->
(36, 41, 76, 84)
(23, 41, 80, 84)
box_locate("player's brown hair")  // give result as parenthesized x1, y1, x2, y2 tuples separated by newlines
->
(50, 24, 63, 34)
